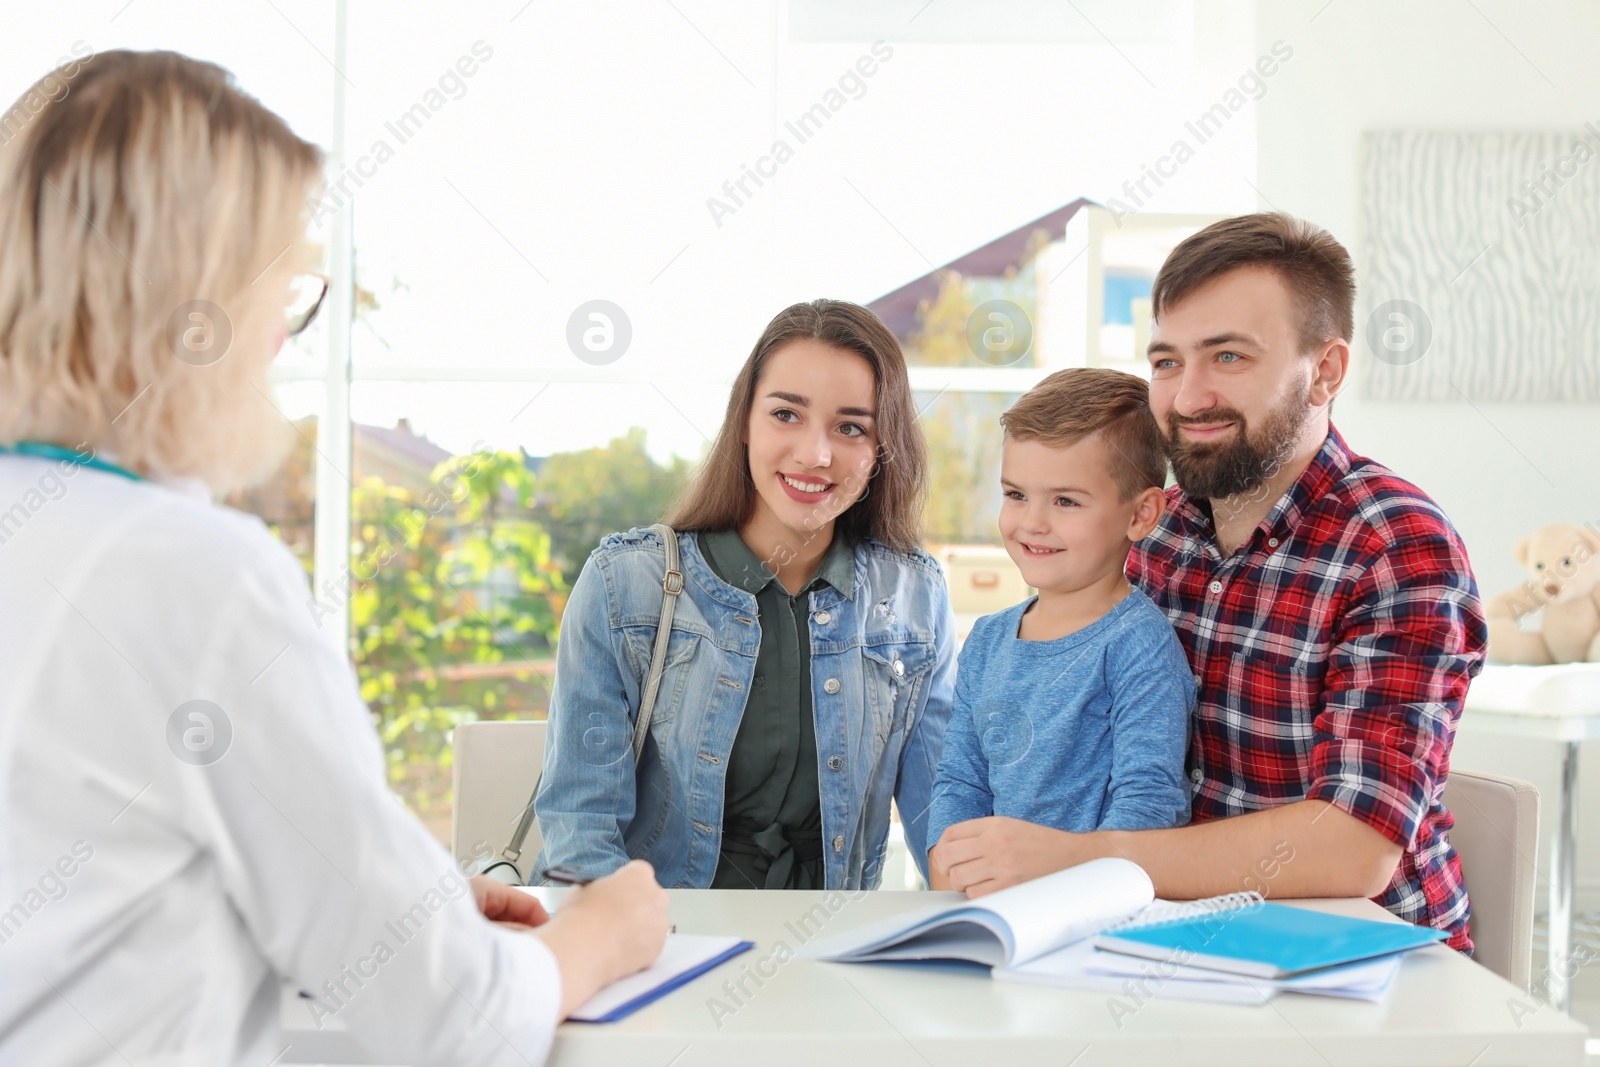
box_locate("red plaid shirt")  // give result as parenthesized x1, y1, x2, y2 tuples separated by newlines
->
(1127, 427, 1486, 952)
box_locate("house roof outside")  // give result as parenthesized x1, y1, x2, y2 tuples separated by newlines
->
(865, 197, 1092, 340)
(357, 418, 452, 470)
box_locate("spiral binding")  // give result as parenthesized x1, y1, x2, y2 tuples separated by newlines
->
(1103, 890, 1265, 934)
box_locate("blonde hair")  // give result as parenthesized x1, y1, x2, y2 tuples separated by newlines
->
(0, 50, 323, 492)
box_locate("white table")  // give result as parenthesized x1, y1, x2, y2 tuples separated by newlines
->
(1460, 662, 1600, 1014)
(281, 887, 1587, 1066)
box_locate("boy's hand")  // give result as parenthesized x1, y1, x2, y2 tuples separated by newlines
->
(930, 817, 1100, 896)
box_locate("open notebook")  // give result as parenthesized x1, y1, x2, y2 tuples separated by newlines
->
(797, 857, 1440, 996)
(795, 857, 1155, 969)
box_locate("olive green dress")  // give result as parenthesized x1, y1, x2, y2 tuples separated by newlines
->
(698, 528, 855, 890)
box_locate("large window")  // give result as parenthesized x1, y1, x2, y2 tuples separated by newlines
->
(341, 385, 692, 835)
(12, 0, 1236, 844)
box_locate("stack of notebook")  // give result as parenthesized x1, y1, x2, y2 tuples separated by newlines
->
(796, 857, 1444, 1004)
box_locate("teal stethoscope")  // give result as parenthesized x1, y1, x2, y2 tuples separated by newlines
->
(0, 441, 145, 481)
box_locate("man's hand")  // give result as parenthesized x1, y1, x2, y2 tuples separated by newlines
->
(471, 875, 551, 931)
(929, 816, 1102, 896)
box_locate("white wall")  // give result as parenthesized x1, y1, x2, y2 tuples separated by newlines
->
(1255, 0, 1600, 905)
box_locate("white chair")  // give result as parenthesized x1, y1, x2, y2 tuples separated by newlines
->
(451, 719, 546, 873)
(1442, 769, 1540, 992)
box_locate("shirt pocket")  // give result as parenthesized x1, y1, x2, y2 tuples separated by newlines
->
(859, 635, 937, 747)
(1228, 651, 1320, 777)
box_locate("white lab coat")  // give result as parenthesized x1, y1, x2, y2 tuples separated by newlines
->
(0, 456, 562, 1066)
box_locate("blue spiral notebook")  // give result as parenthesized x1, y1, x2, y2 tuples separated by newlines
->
(1094, 898, 1446, 979)
(569, 935, 755, 1023)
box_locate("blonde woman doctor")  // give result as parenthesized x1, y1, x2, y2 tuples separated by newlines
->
(0, 50, 666, 1067)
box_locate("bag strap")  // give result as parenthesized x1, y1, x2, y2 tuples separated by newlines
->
(483, 523, 684, 885)
(631, 522, 683, 764)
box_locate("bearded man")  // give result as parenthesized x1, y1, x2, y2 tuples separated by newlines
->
(929, 212, 1487, 953)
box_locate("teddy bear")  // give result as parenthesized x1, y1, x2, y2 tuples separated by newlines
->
(1485, 522, 1600, 665)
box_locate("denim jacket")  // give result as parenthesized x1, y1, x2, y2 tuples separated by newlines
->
(534, 527, 956, 890)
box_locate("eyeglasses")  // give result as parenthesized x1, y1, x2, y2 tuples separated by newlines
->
(287, 272, 330, 337)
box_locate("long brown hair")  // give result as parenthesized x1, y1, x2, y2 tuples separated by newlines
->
(665, 299, 927, 553)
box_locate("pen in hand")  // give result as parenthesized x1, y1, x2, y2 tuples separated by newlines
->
(539, 865, 676, 933)
(539, 864, 593, 887)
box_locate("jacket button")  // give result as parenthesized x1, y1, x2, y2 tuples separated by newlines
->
(823, 678, 841, 695)
(815, 609, 832, 625)
(892, 659, 904, 677)
(827, 755, 843, 771)
(832, 835, 844, 853)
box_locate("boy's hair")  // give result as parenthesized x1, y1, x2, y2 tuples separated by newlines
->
(1151, 211, 1355, 353)
(1000, 368, 1167, 500)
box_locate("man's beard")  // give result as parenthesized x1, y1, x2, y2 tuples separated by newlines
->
(1163, 380, 1312, 501)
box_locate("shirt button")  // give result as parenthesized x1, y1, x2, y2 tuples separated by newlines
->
(823, 678, 841, 695)
(1208, 580, 1223, 594)
(815, 609, 832, 625)
(892, 659, 904, 677)
(1267, 537, 1279, 548)
(832, 835, 845, 853)
(1193, 673, 1203, 687)
(1190, 768, 1203, 784)
(827, 755, 843, 771)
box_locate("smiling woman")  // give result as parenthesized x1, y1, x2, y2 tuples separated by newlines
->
(534, 299, 959, 892)
(738, 339, 881, 573)
(668, 301, 928, 561)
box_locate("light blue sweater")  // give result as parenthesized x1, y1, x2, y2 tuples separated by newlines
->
(928, 588, 1193, 849)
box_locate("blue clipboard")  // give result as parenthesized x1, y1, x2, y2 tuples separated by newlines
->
(572, 939, 756, 1023)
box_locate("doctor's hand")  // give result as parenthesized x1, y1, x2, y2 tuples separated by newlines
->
(532, 860, 670, 1018)
(470, 875, 551, 931)
(929, 816, 1085, 897)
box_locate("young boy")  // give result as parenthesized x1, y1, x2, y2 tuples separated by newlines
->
(928, 368, 1193, 892)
